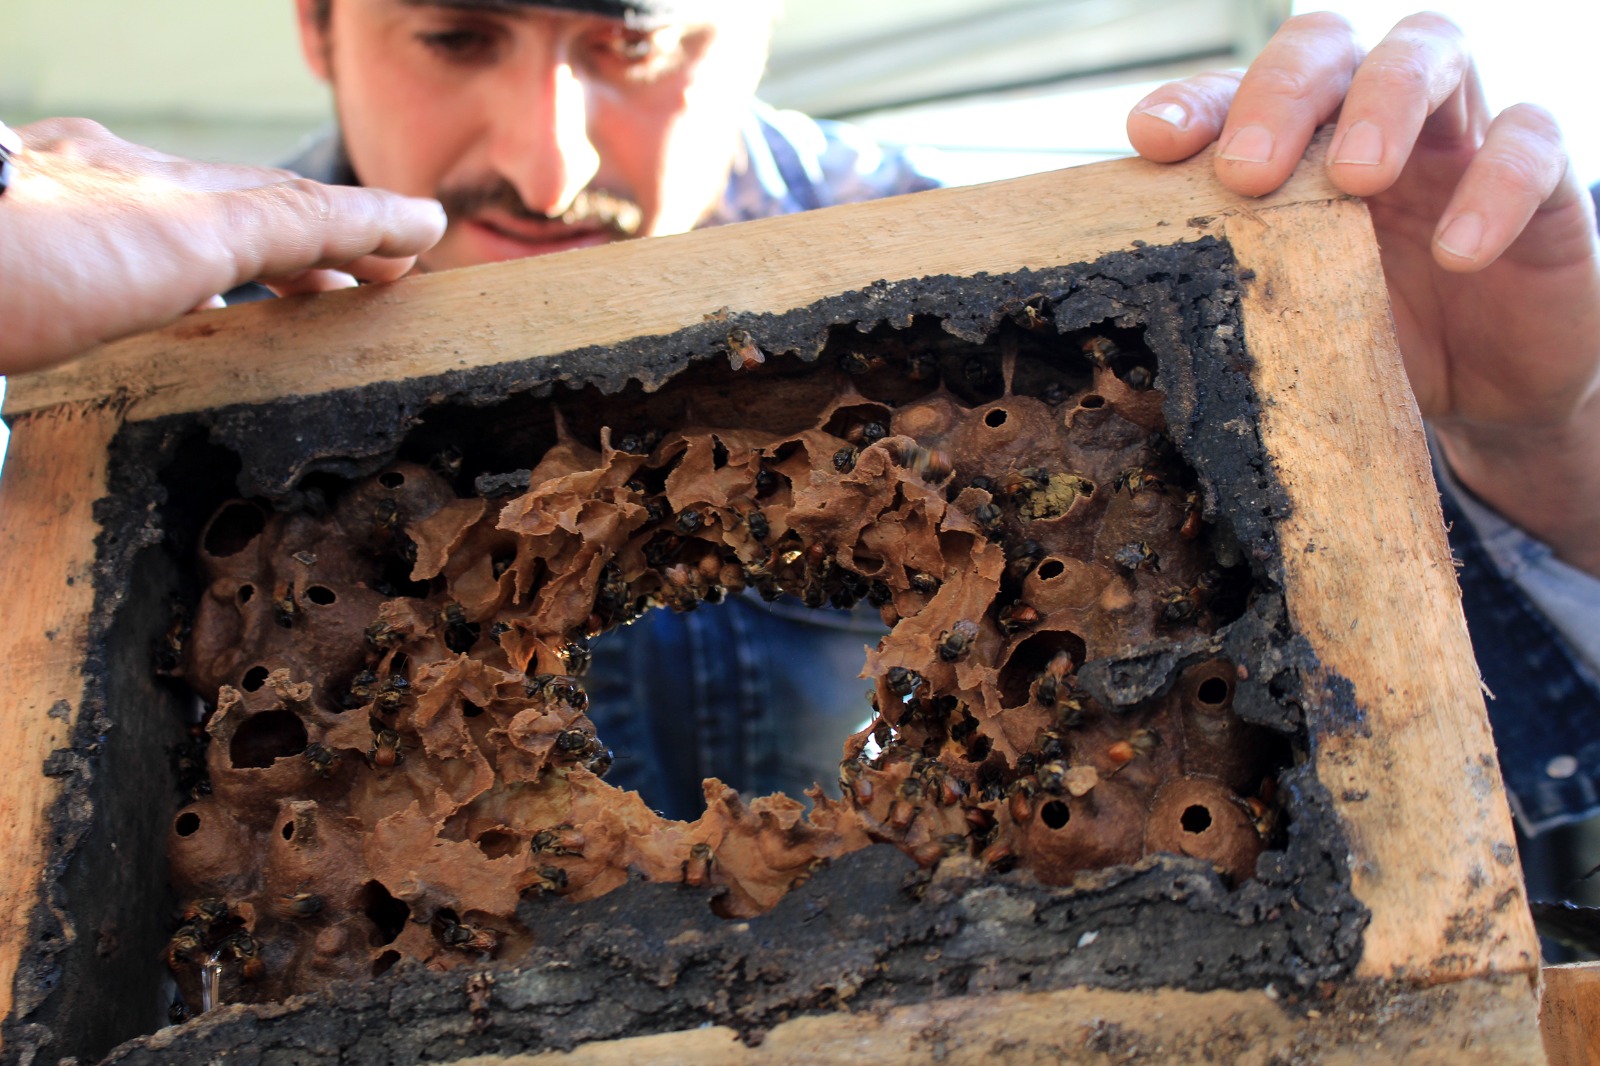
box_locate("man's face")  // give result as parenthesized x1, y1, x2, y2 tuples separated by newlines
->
(296, 0, 773, 272)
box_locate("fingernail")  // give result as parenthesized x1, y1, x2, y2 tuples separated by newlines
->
(1137, 102, 1189, 130)
(410, 197, 447, 223)
(404, 198, 448, 236)
(1218, 125, 1274, 164)
(1437, 212, 1483, 260)
(1332, 120, 1383, 166)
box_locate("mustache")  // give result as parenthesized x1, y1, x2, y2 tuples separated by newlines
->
(435, 179, 644, 240)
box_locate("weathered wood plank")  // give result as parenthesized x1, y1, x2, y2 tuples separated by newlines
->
(1544, 962, 1600, 1066)
(0, 403, 119, 1026)
(447, 975, 1545, 1066)
(1226, 200, 1536, 982)
(2, 138, 1345, 422)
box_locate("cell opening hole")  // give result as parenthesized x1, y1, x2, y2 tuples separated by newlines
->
(476, 831, 518, 860)
(360, 882, 410, 946)
(378, 471, 406, 489)
(175, 812, 201, 837)
(228, 710, 309, 769)
(241, 666, 270, 692)
(203, 502, 266, 558)
(1196, 677, 1231, 706)
(238, 584, 255, 604)
(984, 409, 1009, 428)
(1041, 801, 1071, 830)
(306, 585, 337, 606)
(1038, 560, 1065, 580)
(281, 821, 295, 841)
(1079, 394, 1106, 409)
(1181, 804, 1213, 834)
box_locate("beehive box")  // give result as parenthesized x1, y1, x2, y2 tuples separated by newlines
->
(0, 135, 1559, 1064)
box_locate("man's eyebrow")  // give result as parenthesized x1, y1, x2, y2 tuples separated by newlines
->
(397, 0, 531, 10)
(393, 0, 675, 26)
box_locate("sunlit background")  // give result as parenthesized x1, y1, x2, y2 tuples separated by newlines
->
(1, 1, 1593, 180)
(849, 0, 1600, 185)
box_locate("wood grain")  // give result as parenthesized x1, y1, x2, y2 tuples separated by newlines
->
(1544, 962, 1600, 1066)
(1225, 201, 1537, 982)
(0, 403, 119, 1027)
(2, 139, 1345, 423)
(448, 976, 1544, 1066)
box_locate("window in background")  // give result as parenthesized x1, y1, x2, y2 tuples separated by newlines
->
(766, 0, 1288, 186)
(820, 0, 1597, 188)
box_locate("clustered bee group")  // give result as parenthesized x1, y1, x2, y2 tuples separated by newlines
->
(164, 315, 1284, 1012)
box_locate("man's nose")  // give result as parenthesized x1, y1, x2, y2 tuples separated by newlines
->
(489, 57, 600, 218)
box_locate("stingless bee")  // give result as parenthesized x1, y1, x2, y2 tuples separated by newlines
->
(726, 329, 764, 370)
(367, 717, 404, 769)
(272, 583, 298, 628)
(530, 824, 584, 857)
(1113, 467, 1166, 496)
(997, 602, 1039, 634)
(885, 667, 923, 697)
(682, 843, 716, 888)
(303, 742, 341, 778)
(1105, 728, 1161, 774)
(1113, 542, 1162, 573)
(937, 620, 979, 663)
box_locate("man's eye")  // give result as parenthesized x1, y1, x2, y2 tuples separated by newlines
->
(605, 30, 658, 63)
(582, 25, 692, 82)
(417, 29, 498, 63)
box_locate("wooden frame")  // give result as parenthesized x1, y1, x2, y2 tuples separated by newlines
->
(0, 135, 1562, 1062)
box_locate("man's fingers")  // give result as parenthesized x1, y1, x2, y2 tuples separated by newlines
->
(339, 254, 422, 284)
(1127, 71, 1243, 163)
(262, 256, 419, 293)
(263, 270, 362, 298)
(219, 179, 445, 287)
(1209, 11, 1364, 196)
(1432, 103, 1573, 272)
(1325, 13, 1478, 197)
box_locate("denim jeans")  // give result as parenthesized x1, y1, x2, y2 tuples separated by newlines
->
(1442, 488, 1600, 838)
(583, 593, 888, 821)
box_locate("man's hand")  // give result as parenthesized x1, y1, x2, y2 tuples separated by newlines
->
(0, 118, 446, 375)
(1127, 12, 1600, 574)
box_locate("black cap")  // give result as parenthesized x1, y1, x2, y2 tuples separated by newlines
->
(544, 0, 695, 14)
(433, 0, 718, 24)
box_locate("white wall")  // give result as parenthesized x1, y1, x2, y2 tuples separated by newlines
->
(0, 0, 329, 162)
(858, 0, 1600, 187)
(0, 0, 324, 119)
(1297, 0, 1600, 186)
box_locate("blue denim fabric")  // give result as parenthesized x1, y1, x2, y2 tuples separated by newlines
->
(1440, 485, 1600, 836)
(583, 594, 887, 821)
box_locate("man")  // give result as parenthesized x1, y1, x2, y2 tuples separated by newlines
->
(284, 0, 1600, 841)
(291, 0, 786, 268)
